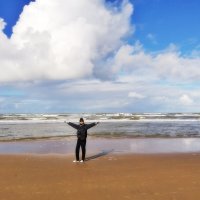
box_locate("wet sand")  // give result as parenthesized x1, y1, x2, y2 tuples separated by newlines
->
(1, 153, 200, 200)
(1, 137, 200, 154)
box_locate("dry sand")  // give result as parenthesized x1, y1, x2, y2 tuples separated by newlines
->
(1, 153, 200, 200)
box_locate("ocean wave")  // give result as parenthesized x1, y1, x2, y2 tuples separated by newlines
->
(0, 117, 200, 142)
(1, 113, 200, 122)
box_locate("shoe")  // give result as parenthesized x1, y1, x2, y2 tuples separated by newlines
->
(80, 160, 84, 163)
(73, 160, 79, 163)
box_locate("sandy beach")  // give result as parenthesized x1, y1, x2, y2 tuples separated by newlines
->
(1, 151, 200, 200)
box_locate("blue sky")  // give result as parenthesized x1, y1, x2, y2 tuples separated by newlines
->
(0, 0, 200, 113)
(131, 0, 200, 54)
(0, 0, 35, 37)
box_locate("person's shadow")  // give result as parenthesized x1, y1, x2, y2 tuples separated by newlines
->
(85, 149, 114, 161)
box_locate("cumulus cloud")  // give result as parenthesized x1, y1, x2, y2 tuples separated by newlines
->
(0, 0, 133, 82)
(109, 42, 200, 82)
(1, 0, 200, 84)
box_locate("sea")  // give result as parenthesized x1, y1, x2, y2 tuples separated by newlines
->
(0, 113, 200, 141)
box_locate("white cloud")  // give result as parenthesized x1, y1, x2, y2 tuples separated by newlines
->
(1, 0, 200, 84)
(1, 75, 200, 112)
(0, 18, 6, 31)
(109, 43, 200, 82)
(179, 94, 193, 106)
(128, 91, 145, 99)
(0, 0, 133, 82)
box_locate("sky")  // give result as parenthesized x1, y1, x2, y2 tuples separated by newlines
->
(0, 0, 200, 113)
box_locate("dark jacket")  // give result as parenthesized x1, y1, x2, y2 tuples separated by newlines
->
(67, 122, 96, 140)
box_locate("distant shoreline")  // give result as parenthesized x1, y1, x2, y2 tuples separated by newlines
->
(0, 112, 200, 123)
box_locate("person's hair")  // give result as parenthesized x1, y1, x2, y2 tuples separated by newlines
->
(79, 118, 84, 122)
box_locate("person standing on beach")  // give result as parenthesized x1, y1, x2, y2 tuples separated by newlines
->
(65, 118, 99, 163)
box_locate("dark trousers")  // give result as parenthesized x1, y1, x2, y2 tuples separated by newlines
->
(76, 139, 86, 161)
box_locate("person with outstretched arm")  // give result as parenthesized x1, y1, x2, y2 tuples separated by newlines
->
(65, 118, 99, 163)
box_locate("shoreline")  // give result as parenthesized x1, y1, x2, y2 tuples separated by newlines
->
(1, 137, 200, 155)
